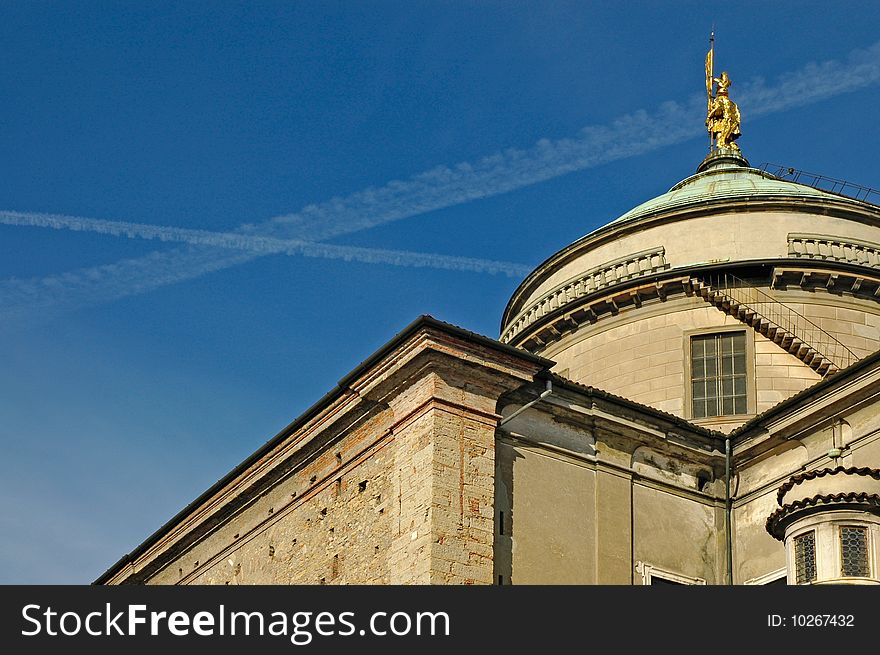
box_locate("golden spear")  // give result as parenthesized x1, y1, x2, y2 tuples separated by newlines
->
(706, 30, 715, 149)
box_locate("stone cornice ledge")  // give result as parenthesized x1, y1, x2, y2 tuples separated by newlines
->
(96, 316, 551, 585)
(732, 350, 880, 464)
(504, 193, 880, 325)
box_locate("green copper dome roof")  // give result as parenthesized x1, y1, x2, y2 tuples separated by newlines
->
(609, 153, 851, 228)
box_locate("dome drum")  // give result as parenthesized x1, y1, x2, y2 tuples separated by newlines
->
(500, 156, 880, 430)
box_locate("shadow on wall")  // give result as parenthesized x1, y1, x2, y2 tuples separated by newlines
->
(493, 442, 520, 586)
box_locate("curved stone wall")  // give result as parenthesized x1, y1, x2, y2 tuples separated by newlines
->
(501, 161, 880, 431)
(536, 289, 880, 431)
(504, 211, 880, 340)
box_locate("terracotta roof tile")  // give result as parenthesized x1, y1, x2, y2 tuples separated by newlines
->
(546, 372, 724, 439)
(766, 492, 880, 538)
(775, 466, 880, 505)
(730, 350, 880, 439)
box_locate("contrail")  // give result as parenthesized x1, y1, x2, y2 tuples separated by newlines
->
(2, 40, 879, 321)
(261, 40, 880, 241)
(0, 248, 256, 323)
(0, 210, 531, 277)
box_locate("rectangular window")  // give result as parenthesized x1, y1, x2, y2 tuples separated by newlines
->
(840, 526, 869, 577)
(691, 332, 747, 418)
(636, 562, 706, 585)
(794, 531, 817, 584)
(744, 569, 787, 585)
(648, 576, 686, 585)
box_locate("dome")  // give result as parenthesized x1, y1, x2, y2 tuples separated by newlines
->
(610, 157, 848, 229)
(499, 147, 880, 432)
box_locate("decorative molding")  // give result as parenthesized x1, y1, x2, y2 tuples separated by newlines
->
(788, 233, 880, 268)
(504, 193, 880, 330)
(773, 265, 880, 300)
(634, 561, 706, 585)
(744, 568, 787, 585)
(501, 247, 669, 344)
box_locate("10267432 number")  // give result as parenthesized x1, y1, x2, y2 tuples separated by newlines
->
(768, 614, 855, 627)
(793, 614, 853, 627)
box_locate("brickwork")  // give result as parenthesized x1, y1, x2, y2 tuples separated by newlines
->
(428, 407, 496, 583)
(383, 371, 437, 584)
(102, 320, 542, 586)
(149, 406, 398, 585)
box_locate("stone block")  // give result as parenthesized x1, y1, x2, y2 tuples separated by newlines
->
(787, 366, 821, 380)
(802, 303, 837, 319)
(625, 380, 653, 397)
(836, 307, 867, 324)
(642, 364, 670, 381)
(757, 390, 786, 405)
(770, 353, 798, 366)
(756, 365, 793, 379)
(650, 373, 683, 391)
(649, 349, 681, 367)
(630, 389, 668, 405)
(772, 377, 812, 391)
(818, 318, 854, 336)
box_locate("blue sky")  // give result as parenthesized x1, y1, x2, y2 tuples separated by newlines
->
(2, 2, 880, 583)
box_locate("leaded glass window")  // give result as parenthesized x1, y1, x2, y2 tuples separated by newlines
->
(691, 332, 747, 418)
(840, 526, 869, 577)
(794, 531, 816, 584)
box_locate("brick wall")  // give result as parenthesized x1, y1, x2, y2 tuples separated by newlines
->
(149, 406, 398, 585)
(106, 322, 542, 586)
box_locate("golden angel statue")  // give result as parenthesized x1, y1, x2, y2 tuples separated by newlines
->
(706, 70, 741, 150)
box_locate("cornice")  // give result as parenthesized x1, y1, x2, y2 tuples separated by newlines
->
(503, 194, 880, 329)
(503, 256, 880, 353)
(96, 316, 552, 585)
(776, 466, 880, 505)
(766, 493, 880, 540)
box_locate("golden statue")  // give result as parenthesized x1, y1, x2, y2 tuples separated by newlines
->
(707, 71, 741, 150)
(704, 34, 741, 150)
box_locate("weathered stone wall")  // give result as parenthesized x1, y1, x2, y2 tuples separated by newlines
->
(149, 405, 399, 585)
(851, 417, 880, 468)
(632, 483, 722, 584)
(496, 393, 723, 585)
(388, 364, 502, 585)
(102, 323, 545, 586)
(495, 440, 597, 584)
(733, 489, 789, 584)
(543, 291, 879, 432)
(146, 363, 512, 585)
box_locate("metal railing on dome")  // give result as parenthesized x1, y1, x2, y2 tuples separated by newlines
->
(760, 163, 880, 206)
(707, 273, 859, 374)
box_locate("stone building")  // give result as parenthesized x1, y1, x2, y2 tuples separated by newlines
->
(98, 130, 880, 587)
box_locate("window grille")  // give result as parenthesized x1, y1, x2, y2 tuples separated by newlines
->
(840, 526, 869, 577)
(691, 332, 747, 418)
(794, 531, 816, 584)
